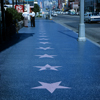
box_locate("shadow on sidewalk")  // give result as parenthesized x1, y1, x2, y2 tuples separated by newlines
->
(0, 33, 34, 52)
(58, 31, 77, 40)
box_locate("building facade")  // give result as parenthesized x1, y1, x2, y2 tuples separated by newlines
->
(85, 0, 100, 12)
(58, 0, 65, 9)
(68, 0, 79, 12)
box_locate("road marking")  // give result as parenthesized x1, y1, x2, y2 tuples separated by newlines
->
(31, 81, 71, 93)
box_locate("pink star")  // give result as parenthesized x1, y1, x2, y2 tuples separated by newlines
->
(39, 38, 49, 40)
(36, 47, 54, 50)
(39, 42, 50, 44)
(35, 54, 57, 58)
(31, 81, 71, 93)
(34, 64, 61, 71)
(39, 33, 46, 34)
(39, 36, 47, 37)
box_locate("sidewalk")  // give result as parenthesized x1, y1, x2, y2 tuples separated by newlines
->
(0, 19, 100, 100)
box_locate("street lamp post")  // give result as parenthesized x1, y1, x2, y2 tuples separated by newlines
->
(12, 0, 14, 8)
(94, 0, 95, 12)
(27, 0, 28, 13)
(49, 1, 52, 20)
(16, 0, 17, 5)
(78, 0, 86, 41)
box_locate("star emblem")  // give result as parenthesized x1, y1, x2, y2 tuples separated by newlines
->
(34, 64, 61, 71)
(39, 33, 46, 34)
(39, 38, 49, 40)
(39, 42, 50, 44)
(39, 36, 47, 37)
(36, 47, 54, 50)
(35, 54, 57, 58)
(31, 81, 71, 93)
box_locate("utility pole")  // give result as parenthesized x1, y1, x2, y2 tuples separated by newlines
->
(73, 2, 74, 9)
(12, 0, 14, 8)
(23, 0, 24, 12)
(78, 0, 86, 41)
(94, 0, 95, 12)
(49, 0, 52, 20)
(26, 0, 29, 14)
(43, 0, 44, 9)
(16, 0, 17, 5)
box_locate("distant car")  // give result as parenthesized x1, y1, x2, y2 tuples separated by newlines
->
(65, 12, 68, 14)
(63, 12, 66, 14)
(52, 13, 57, 16)
(57, 11, 61, 14)
(60, 12, 63, 14)
(84, 13, 100, 23)
(76, 12, 79, 15)
(68, 9, 75, 15)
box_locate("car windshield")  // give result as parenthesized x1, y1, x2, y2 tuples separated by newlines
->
(92, 13, 99, 16)
(85, 12, 99, 16)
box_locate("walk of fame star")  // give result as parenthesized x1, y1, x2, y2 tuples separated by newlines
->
(34, 64, 61, 71)
(36, 47, 54, 50)
(39, 38, 49, 40)
(39, 42, 50, 44)
(39, 36, 47, 37)
(39, 33, 46, 34)
(35, 54, 57, 58)
(31, 81, 71, 93)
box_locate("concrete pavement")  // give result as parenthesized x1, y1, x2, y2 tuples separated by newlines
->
(0, 19, 100, 100)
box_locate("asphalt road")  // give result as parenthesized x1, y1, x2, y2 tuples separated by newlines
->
(52, 15, 100, 45)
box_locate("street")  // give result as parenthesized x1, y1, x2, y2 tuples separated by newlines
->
(52, 15, 100, 45)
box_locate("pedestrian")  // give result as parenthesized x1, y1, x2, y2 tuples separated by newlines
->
(30, 9, 35, 27)
(22, 12, 29, 27)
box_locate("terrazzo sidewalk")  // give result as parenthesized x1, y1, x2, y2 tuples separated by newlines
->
(0, 19, 100, 100)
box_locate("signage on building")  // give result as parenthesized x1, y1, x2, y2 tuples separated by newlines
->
(15, 5, 24, 13)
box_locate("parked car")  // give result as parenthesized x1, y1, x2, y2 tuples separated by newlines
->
(68, 9, 75, 15)
(52, 13, 57, 16)
(57, 11, 61, 14)
(63, 12, 66, 14)
(84, 13, 100, 23)
(65, 11, 68, 14)
(75, 12, 79, 15)
(60, 11, 63, 14)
